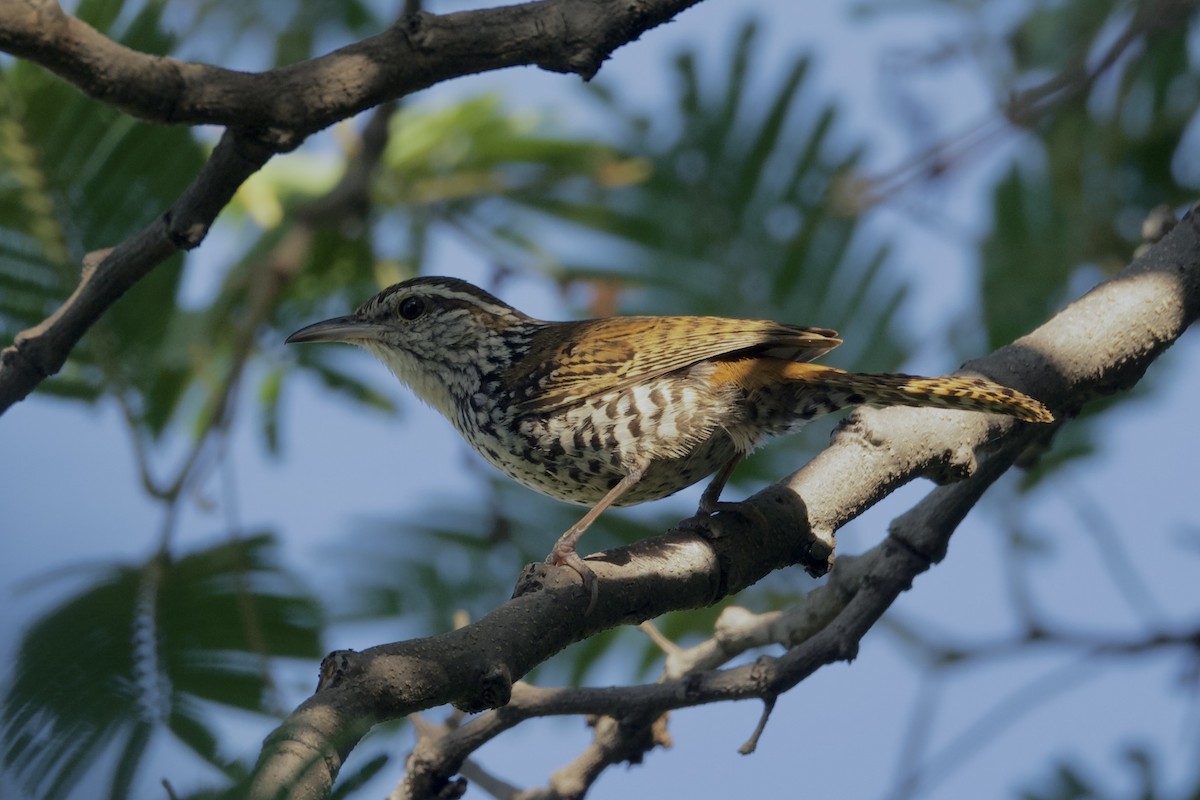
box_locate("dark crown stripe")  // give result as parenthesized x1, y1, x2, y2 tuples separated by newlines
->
(359, 276, 524, 320)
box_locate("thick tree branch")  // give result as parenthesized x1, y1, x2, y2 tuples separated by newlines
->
(0, 0, 703, 132)
(246, 207, 1199, 798)
(403, 447, 1030, 798)
(0, 0, 704, 414)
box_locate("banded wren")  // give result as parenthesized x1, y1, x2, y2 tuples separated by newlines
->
(288, 276, 1053, 609)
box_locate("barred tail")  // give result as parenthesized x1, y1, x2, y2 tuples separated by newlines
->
(782, 363, 1054, 423)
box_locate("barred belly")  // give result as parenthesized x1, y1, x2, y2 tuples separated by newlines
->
(461, 367, 745, 506)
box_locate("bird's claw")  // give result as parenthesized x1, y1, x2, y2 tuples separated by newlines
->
(546, 547, 599, 615)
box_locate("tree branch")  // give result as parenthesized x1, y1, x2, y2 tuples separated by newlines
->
(245, 206, 1200, 798)
(0, 128, 273, 413)
(0, 0, 704, 132)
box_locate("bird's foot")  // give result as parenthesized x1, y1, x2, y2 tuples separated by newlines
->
(546, 543, 599, 615)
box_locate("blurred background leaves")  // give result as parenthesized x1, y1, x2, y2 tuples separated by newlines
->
(1, 0, 1199, 798)
(2, 534, 321, 799)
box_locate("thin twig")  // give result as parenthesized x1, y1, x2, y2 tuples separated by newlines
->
(1062, 480, 1169, 625)
(737, 695, 776, 755)
(854, 0, 1188, 207)
(638, 620, 681, 657)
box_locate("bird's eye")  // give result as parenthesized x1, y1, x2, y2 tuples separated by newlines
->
(398, 296, 427, 321)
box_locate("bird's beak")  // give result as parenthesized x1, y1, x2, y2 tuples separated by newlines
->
(285, 316, 387, 345)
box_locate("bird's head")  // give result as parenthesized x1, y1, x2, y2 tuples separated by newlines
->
(286, 276, 534, 419)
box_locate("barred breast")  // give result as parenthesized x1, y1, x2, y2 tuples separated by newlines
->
(454, 363, 743, 506)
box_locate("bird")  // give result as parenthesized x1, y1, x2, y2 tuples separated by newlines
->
(287, 276, 1053, 610)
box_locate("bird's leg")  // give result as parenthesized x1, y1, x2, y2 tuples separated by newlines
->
(696, 453, 744, 515)
(547, 465, 645, 613)
(677, 452, 768, 535)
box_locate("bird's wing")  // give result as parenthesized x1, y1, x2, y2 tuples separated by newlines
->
(508, 315, 842, 413)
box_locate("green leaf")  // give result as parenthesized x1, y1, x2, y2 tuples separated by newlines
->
(2, 534, 323, 798)
(330, 754, 390, 800)
(980, 164, 1073, 352)
(1008, 2, 1117, 75)
(257, 365, 285, 455)
(109, 721, 153, 800)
